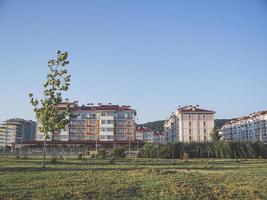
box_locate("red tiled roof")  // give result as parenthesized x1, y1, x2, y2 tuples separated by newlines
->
(58, 102, 135, 112)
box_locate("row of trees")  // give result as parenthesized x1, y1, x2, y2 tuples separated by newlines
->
(140, 141, 267, 159)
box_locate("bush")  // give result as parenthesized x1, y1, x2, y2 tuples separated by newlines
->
(113, 147, 126, 158)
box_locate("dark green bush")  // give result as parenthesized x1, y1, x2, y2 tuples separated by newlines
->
(113, 147, 126, 158)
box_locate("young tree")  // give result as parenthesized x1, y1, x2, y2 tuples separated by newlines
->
(210, 128, 222, 142)
(210, 128, 230, 158)
(29, 51, 74, 168)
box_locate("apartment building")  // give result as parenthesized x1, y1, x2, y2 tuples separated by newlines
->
(0, 118, 37, 147)
(35, 102, 137, 142)
(220, 110, 267, 143)
(136, 127, 164, 143)
(164, 105, 215, 143)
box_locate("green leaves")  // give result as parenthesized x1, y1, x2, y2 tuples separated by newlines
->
(29, 50, 73, 134)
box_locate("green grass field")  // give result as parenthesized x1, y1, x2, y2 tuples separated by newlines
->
(0, 156, 267, 200)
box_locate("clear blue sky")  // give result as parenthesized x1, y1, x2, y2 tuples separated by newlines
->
(0, 0, 267, 123)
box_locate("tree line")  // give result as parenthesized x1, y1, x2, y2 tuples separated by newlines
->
(140, 130, 267, 159)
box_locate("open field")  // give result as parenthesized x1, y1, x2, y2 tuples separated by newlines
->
(0, 156, 267, 200)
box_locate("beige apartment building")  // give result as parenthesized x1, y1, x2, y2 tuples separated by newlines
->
(35, 102, 137, 142)
(164, 105, 215, 143)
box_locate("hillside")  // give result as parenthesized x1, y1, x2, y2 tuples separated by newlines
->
(138, 119, 230, 132)
(138, 120, 165, 132)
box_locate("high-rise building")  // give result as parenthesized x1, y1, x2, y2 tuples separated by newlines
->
(164, 105, 215, 143)
(220, 110, 267, 143)
(0, 118, 37, 147)
(35, 102, 137, 142)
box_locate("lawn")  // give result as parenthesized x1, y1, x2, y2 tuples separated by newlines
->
(0, 156, 267, 200)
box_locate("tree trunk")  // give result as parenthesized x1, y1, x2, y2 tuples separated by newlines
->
(43, 135, 47, 168)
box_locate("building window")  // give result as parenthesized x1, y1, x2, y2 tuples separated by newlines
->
(189, 115, 191, 120)
(189, 121, 191, 127)
(203, 121, 206, 127)
(107, 120, 113, 124)
(189, 136, 192, 141)
(203, 114, 206, 120)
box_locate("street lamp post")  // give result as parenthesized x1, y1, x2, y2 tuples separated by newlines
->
(128, 130, 131, 157)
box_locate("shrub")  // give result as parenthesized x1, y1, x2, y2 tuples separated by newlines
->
(91, 153, 95, 158)
(113, 147, 126, 158)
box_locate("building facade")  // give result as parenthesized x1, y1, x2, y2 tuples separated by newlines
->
(0, 118, 37, 147)
(136, 127, 164, 143)
(164, 105, 215, 143)
(220, 111, 267, 144)
(35, 102, 137, 142)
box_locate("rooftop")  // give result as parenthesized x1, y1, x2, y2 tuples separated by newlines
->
(221, 110, 267, 128)
(58, 102, 136, 112)
(178, 105, 215, 114)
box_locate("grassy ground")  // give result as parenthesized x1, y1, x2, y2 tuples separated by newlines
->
(0, 156, 267, 200)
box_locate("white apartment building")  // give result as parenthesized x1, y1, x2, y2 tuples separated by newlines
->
(220, 111, 267, 144)
(0, 118, 37, 148)
(164, 105, 215, 143)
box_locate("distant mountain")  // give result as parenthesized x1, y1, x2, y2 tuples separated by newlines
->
(214, 119, 230, 129)
(138, 119, 230, 132)
(138, 120, 165, 132)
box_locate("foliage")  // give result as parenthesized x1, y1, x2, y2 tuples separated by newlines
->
(210, 128, 222, 142)
(140, 141, 267, 159)
(214, 119, 231, 129)
(29, 50, 73, 136)
(112, 147, 126, 158)
(138, 120, 165, 132)
(140, 143, 159, 158)
(28, 50, 74, 168)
